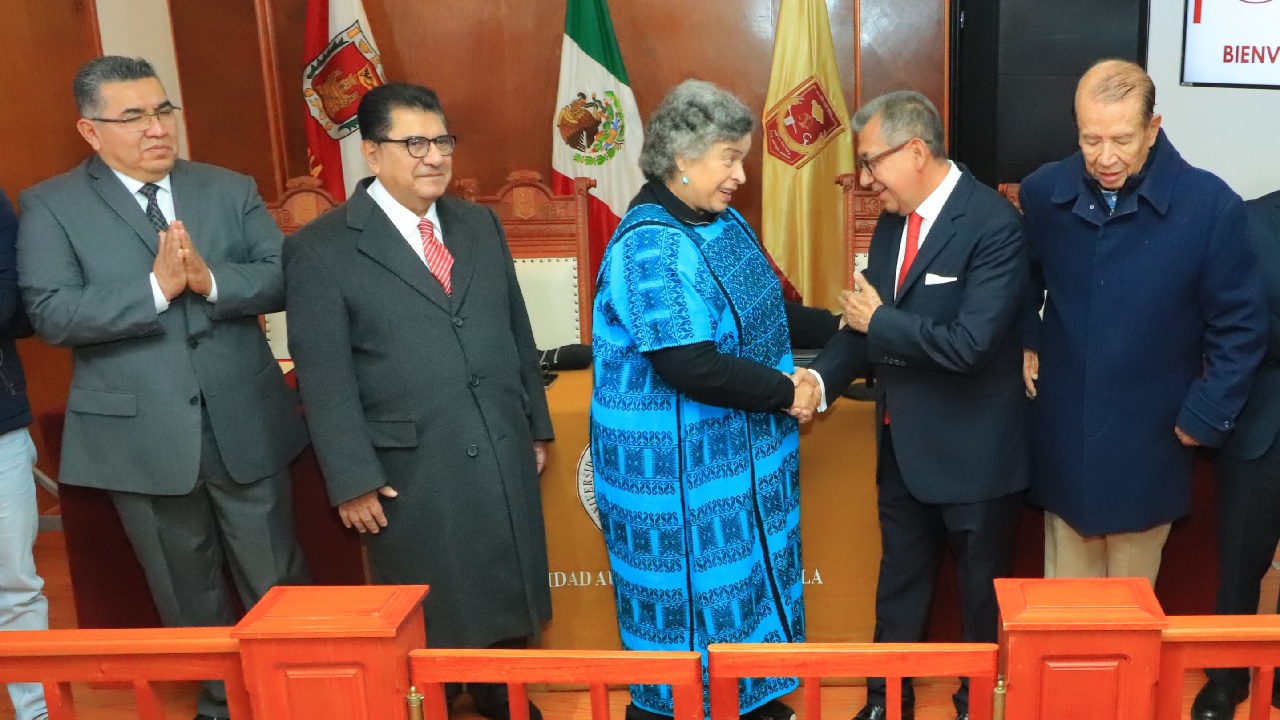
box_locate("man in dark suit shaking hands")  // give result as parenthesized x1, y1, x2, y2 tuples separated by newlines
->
(805, 90, 1029, 720)
(17, 56, 309, 720)
(284, 83, 554, 720)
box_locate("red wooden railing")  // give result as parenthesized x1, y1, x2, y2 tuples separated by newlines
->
(6, 582, 1280, 720)
(708, 644, 999, 720)
(1157, 615, 1280, 720)
(407, 649, 703, 720)
(0, 626, 249, 720)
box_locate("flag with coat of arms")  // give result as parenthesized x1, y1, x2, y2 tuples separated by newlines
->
(303, 0, 387, 201)
(761, 0, 854, 310)
(551, 0, 645, 284)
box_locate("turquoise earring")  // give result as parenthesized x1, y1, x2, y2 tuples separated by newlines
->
(681, 175, 689, 184)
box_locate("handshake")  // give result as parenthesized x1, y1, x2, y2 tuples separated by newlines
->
(786, 367, 822, 423)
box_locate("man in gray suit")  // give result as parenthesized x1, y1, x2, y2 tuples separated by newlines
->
(284, 83, 553, 720)
(16, 56, 308, 720)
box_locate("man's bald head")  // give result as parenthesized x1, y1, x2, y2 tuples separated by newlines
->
(1075, 59, 1156, 122)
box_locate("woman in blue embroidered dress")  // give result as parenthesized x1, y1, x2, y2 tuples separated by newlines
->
(591, 80, 840, 720)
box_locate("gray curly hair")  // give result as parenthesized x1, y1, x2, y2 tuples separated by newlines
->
(638, 79, 755, 183)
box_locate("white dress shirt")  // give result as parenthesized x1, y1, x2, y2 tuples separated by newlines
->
(811, 161, 963, 412)
(112, 169, 218, 313)
(367, 179, 445, 264)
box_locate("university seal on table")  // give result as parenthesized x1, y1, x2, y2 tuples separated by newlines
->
(763, 75, 846, 169)
(576, 446, 602, 532)
(304, 21, 385, 140)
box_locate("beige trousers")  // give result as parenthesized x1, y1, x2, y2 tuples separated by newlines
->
(1044, 511, 1172, 586)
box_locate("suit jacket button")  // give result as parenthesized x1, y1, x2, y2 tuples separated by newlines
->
(469, 375, 480, 387)
(453, 317, 464, 328)
(189, 338, 199, 349)
(467, 445, 478, 457)
(189, 395, 199, 406)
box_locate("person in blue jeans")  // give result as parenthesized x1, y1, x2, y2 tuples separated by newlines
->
(0, 189, 48, 720)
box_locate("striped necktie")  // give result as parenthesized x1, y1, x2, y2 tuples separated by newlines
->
(418, 217, 453, 295)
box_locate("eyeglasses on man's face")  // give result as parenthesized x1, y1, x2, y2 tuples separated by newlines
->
(378, 135, 458, 158)
(855, 139, 914, 176)
(88, 105, 181, 133)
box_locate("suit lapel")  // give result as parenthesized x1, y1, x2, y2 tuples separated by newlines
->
(351, 185, 452, 313)
(868, 212, 904, 299)
(894, 174, 971, 304)
(435, 196, 476, 306)
(168, 160, 199, 241)
(86, 155, 160, 254)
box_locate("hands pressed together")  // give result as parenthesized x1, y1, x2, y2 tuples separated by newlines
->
(152, 220, 213, 300)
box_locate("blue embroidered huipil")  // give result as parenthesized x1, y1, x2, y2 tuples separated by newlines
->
(590, 185, 804, 717)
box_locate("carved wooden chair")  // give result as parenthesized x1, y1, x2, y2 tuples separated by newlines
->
(836, 173, 883, 289)
(454, 170, 596, 348)
(264, 176, 337, 359)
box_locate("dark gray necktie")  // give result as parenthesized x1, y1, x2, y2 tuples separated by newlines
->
(138, 183, 169, 232)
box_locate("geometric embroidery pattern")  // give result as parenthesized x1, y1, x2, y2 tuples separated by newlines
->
(591, 201, 805, 717)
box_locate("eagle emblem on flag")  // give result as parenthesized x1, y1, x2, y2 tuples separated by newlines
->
(303, 21, 385, 140)
(556, 91, 628, 166)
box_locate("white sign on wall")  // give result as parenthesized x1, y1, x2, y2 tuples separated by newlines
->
(1181, 0, 1280, 88)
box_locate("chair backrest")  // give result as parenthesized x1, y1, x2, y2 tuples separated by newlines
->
(264, 176, 338, 359)
(455, 170, 596, 348)
(837, 173, 883, 288)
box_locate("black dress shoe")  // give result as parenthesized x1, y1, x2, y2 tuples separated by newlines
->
(742, 699, 796, 720)
(851, 703, 915, 720)
(193, 715, 226, 720)
(1191, 680, 1248, 720)
(469, 683, 544, 720)
(625, 703, 672, 720)
(955, 713, 969, 720)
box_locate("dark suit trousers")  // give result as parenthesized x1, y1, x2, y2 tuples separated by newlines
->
(867, 426, 1021, 713)
(109, 405, 309, 718)
(1205, 438, 1280, 695)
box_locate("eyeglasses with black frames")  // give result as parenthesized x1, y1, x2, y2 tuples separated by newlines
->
(855, 139, 914, 176)
(88, 105, 181, 133)
(378, 135, 458, 158)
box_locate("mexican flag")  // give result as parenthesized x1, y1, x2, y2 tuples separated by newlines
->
(303, 0, 386, 201)
(761, 0, 854, 310)
(551, 0, 644, 284)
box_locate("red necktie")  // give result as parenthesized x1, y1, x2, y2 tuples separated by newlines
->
(885, 212, 924, 426)
(896, 212, 923, 295)
(418, 217, 453, 295)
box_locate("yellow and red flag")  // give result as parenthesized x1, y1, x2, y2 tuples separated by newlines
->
(761, 0, 854, 309)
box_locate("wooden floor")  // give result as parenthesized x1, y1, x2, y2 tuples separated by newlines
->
(2, 530, 1277, 720)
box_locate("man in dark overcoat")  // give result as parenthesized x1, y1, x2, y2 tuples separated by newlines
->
(1020, 60, 1267, 584)
(283, 83, 554, 720)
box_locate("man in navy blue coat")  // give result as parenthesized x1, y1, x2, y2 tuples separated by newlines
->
(807, 90, 1029, 720)
(1189, 188, 1280, 720)
(1020, 59, 1267, 584)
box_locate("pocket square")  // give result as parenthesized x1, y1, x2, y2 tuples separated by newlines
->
(924, 273, 958, 285)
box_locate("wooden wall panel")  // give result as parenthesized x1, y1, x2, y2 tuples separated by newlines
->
(272, 0, 312, 180)
(170, 0, 281, 196)
(0, 0, 100, 477)
(0, 0, 100, 195)
(355, 0, 946, 233)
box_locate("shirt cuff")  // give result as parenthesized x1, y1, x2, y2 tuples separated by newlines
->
(809, 369, 830, 413)
(205, 272, 218, 303)
(149, 273, 170, 314)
